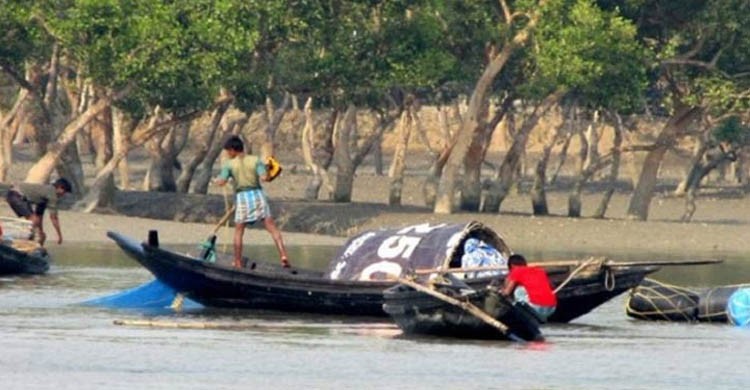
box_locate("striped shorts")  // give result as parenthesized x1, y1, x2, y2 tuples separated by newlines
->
(235, 189, 271, 224)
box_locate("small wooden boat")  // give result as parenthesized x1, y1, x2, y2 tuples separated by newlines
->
(626, 278, 750, 323)
(383, 276, 544, 341)
(0, 240, 50, 276)
(107, 221, 665, 321)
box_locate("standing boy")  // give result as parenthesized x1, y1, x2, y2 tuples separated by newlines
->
(501, 254, 557, 321)
(214, 136, 290, 268)
(5, 178, 72, 245)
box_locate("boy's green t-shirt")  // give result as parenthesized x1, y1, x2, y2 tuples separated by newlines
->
(218, 155, 267, 191)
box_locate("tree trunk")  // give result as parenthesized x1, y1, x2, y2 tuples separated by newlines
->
(422, 104, 461, 208)
(56, 142, 85, 195)
(87, 106, 115, 208)
(459, 100, 490, 212)
(567, 128, 589, 218)
(680, 148, 728, 222)
(261, 93, 290, 158)
(332, 106, 357, 203)
(462, 98, 510, 211)
(372, 133, 384, 176)
(673, 135, 708, 196)
(75, 140, 137, 213)
(548, 131, 572, 185)
(24, 88, 129, 184)
(434, 24, 538, 214)
(303, 109, 337, 199)
(144, 125, 181, 192)
(739, 150, 748, 187)
(388, 102, 413, 206)
(481, 91, 564, 213)
(593, 112, 624, 219)
(626, 105, 702, 220)
(112, 108, 133, 189)
(583, 110, 600, 171)
(91, 107, 113, 170)
(330, 106, 394, 203)
(76, 108, 198, 211)
(0, 90, 28, 181)
(530, 118, 566, 216)
(176, 102, 230, 192)
(191, 110, 248, 195)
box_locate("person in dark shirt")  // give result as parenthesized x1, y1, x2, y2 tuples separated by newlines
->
(5, 178, 72, 246)
(501, 254, 557, 321)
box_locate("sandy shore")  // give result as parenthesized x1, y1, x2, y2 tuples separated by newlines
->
(0, 203, 345, 247)
(2, 148, 747, 259)
(2, 189, 744, 260)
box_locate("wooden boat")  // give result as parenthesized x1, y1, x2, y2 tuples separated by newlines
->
(383, 276, 544, 341)
(107, 221, 663, 321)
(0, 240, 50, 276)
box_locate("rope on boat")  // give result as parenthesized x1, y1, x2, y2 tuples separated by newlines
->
(625, 279, 700, 321)
(628, 280, 750, 322)
(604, 267, 616, 291)
(553, 257, 604, 294)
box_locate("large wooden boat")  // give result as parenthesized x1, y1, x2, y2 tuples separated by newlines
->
(0, 240, 50, 276)
(107, 221, 660, 321)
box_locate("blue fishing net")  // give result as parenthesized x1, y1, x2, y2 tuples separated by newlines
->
(81, 279, 202, 312)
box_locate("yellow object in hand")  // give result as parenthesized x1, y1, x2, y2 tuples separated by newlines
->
(266, 156, 283, 181)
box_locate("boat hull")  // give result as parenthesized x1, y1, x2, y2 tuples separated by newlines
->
(0, 243, 49, 275)
(383, 285, 543, 341)
(107, 231, 657, 321)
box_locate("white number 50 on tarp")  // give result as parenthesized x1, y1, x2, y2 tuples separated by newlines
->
(377, 235, 421, 259)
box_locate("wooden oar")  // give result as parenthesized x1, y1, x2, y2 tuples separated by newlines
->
(198, 206, 236, 260)
(413, 258, 723, 275)
(395, 277, 526, 342)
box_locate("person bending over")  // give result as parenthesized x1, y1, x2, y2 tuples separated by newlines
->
(214, 136, 290, 269)
(501, 254, 557, 322)
(5, 178, 72, 246)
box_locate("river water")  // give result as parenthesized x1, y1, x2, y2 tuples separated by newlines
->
(1, 243, 748, 390)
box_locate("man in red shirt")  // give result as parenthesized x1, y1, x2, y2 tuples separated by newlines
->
(501, 254, 557, 321)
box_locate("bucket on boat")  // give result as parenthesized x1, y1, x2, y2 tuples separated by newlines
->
(727, 288, 750, 327)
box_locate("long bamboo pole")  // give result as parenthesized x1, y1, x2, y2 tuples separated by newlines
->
(413, 258, 722, 275)
(395, 277, 525, 342)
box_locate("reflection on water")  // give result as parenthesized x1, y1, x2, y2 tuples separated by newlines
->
(1, 244, 749, 389)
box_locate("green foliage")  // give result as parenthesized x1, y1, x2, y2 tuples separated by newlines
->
(603, 0, 750, 119)
(712, 116, 749, 145)
(0, 0, 52, 72)
(527, 0, 648, 111)
(1, 0, 270, 116)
